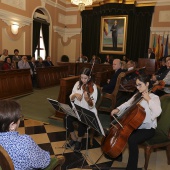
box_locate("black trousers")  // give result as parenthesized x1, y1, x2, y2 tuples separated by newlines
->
(126, 128, 155, 170)
(66, 115, 87, 137)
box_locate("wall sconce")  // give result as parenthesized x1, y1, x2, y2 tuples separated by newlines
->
(11, 24, 19, 35)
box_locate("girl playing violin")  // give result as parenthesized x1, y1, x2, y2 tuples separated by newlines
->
(111, 74, 162, 170)
(66, 67, 98, 152)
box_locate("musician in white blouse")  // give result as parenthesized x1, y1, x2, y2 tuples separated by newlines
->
(111, 74, 162, 170)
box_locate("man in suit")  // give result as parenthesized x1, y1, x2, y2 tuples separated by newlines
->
(148, 48, 155, 59)
(44, 56, 54, 67)
(110, 20, 118, 50)
(102, 59, 122, 94)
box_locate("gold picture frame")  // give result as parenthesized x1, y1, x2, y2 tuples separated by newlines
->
(100, 15, 128, 54)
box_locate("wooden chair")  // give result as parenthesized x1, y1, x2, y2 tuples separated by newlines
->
(97, 69, 138, 113)
(141, 94, 170, 170)
(0, 145, 14, 170)
(97, 71, 126, 113)
(0, 145, 65, 170)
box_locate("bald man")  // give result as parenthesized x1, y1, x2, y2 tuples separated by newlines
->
(102, 59, 123, 94)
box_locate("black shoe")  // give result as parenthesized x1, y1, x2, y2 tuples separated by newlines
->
(74, 141, 82, 152)
(65, 140, 76, 148)
(104, 153, 122, 162)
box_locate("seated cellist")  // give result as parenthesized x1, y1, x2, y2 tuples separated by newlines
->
(111, 74, 162, 170)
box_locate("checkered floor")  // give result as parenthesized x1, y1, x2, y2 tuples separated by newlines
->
(18, 119, 117, 170)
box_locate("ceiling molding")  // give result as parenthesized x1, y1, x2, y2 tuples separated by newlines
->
(53, 26, 81, 42)
(0, 9, 32, 27)
(150, 27, 170, 35)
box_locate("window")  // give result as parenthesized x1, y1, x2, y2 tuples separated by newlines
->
(34, 27, 46, 60)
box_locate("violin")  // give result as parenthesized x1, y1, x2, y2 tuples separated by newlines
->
(82, 81, 94, 95)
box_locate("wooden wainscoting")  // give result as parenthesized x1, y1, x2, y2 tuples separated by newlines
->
(0, 69, 33, 99)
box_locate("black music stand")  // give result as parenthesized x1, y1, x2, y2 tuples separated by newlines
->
(66, 102, 105, 170)
(47, 98, 80, 153)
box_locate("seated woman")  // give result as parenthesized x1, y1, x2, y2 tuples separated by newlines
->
(90, 55, 100, 64)
(0, 100, 51, 169)
(36, 57, 45, 68)
(65, 68, 98, 152)
(104, 54, 113, 64)
(110, 74, 162, 170)
(2, 57, 15, 70)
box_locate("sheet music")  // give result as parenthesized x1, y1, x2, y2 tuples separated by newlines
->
(47, 98, 80, 121)
(72, 102, 105, 136)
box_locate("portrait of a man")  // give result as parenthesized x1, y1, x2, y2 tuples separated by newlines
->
(100, 15, 128, 54)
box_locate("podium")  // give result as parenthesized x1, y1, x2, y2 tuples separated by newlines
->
(138, 58, 156, 75)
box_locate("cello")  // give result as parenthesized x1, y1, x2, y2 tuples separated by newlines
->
(101, 93, 146, 158)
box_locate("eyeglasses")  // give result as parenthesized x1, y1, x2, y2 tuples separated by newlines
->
(135, 83, 142, 88)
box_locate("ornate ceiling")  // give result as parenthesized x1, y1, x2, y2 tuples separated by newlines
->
(85, 0, 158, 10)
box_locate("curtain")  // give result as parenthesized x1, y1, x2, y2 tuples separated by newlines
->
(81, 4, 154, 62)
(42, 23, 49, 56)
(32, 20, 41, 57)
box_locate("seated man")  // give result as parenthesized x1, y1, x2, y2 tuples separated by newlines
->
(102, 59, 122, 94)
(151, 58, 170, 95)
(127, 60, 135, 71)
(44, 56, 54, 67)
(155, 57, 167, 75)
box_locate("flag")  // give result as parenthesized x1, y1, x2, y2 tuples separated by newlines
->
(153, 35, 156, 53)
(104, 19, 108, 36)
(164, 35, 169, 57)
(155, 35, 160, 60)
(160, 35, 164, 58)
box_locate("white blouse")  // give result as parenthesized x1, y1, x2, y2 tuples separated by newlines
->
(70, 81, 98, 115)
(117, 93, 162, 129)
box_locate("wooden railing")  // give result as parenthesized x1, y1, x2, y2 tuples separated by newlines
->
(0, 69, 33, 99)
(36, 66, 69, 88)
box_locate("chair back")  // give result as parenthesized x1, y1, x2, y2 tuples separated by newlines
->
(157, 94, 170, 138)
(0, 145, 14, 170)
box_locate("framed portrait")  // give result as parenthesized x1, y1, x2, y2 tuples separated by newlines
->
(100, 15, 128, 54)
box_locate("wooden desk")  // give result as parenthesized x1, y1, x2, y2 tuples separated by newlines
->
(56, 62, 76, 75)
(0, 69, 33, 99)
(138, 58, 155, 75)
(36, 66, 69, 88)
(76, 63, 113, 75)
(56, 62, 113, 76)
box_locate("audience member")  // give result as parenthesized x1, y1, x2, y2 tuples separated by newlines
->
(147, 48, 155, 59)
(36, 57, 45, 68)
(155, 57, 167, 75)
(76, 54, 85, 63)
(44, 56, 54, 67)
(0, 100, 51, 169)
(2, 57, 15, 70)
(121, 61, 127, 71)
(0, 49, 8, 61)
(18, 56, 31, 76)
(122, 55, 129, 63)
(29, 57, 37, 87)
(102, 59, 122, 94)
(12, 49, 21, 62)
(127, 60, 135, 71)
(104, 55, 113, 64)
(90, 55, 100, 64)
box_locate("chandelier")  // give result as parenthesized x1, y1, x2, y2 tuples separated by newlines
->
(71, 0, 95, 11)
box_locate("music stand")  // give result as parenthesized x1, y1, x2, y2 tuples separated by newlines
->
(66, 102, 105, 170)
(47, 98, 80, 153)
